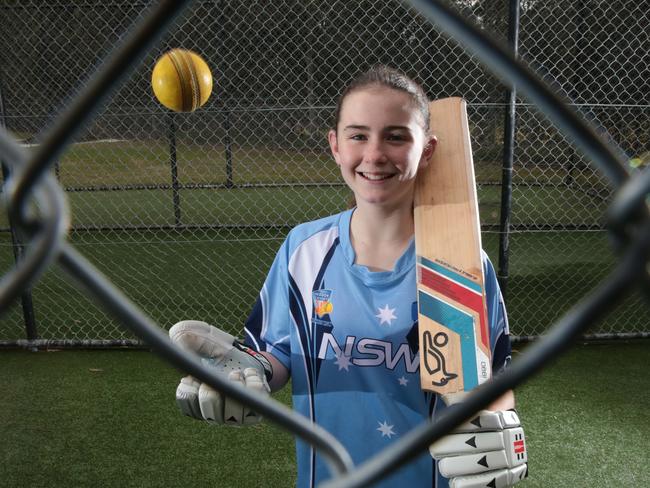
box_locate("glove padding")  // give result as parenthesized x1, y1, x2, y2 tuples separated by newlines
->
(430, 410, 528, 488)
(169, 320, 273, 426)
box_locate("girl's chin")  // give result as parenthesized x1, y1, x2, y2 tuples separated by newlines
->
(353, 193, 413, 208)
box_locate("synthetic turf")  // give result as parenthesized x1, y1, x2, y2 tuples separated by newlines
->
(1, 340, 648, 487)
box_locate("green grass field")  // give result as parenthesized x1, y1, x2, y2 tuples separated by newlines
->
(0, 138, 643, 343)
(0, 225, 643, 344)
(2, 138, 609, 230)
(2, 340, 648, 487)
(57, 182, 606, 230)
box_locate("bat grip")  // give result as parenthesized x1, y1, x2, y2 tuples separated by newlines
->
(442, 392, 468, 406)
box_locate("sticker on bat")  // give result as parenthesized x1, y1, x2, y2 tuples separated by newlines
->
(422, 330, 458, 387)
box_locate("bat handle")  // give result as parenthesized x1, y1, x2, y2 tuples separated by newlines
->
(442, 391, 469, 406)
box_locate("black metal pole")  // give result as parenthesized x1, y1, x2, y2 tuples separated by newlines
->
(224, 108, 234, 188)
(564, 0, 587, 187)
(497, 0, 520, 299)
(1, 163, 39, 342)
(168, 112, 182, 226)
(0, 71, 39, 343)
(216, 2, 234, 189)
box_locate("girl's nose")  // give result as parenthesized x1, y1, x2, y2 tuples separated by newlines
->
(363, 140, 388, 165)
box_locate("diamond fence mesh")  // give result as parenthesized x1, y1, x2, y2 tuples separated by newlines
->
(0, 0, 647, 345)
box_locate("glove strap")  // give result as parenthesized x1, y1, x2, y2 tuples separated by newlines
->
(233, 341, 274, 382)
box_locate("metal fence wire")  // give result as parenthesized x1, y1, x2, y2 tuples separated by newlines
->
(0, 0, 648, 485)
(0, 0, 648, 346)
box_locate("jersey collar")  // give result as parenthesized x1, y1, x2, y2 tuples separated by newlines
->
(339, 208, 416, 285)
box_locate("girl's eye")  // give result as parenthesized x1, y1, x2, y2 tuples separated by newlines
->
(349, 133, 367, 141)
(387, 133, 407, 141)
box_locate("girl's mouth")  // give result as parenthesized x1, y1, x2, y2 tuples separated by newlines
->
(358, 172, 394, 181)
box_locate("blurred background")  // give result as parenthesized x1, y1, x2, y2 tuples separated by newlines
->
(0, 0, 647, 345)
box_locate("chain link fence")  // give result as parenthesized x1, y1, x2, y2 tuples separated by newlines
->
(0, 0, 647, 345)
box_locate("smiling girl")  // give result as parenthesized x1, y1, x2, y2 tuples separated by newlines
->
(171, 65, 525, 488)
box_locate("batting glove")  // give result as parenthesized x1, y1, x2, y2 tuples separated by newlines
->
(429, 410, 528, 488)
(169, 320, 273, 426)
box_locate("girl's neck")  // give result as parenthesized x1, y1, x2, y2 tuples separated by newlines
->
(349, 202, 414, 272)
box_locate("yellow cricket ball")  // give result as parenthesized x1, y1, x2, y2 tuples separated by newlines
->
(151, 49, 213, 112)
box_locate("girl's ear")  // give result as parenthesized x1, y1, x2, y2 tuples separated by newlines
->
(419, 135, 438, 169)
(328, 129, 342, 166)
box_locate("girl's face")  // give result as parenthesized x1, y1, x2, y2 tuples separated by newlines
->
(328, 86, 435, 210)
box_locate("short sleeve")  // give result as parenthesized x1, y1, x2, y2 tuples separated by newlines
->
(482, 252, 512, 374)
(243, 238, 292, 371)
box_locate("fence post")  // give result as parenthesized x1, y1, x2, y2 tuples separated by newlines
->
(0, 72, 39, 343)
(497, 0, 521, 300)
(224, 108, 234, 188)
(216, 1, 234, 189)
(168, 112, 182, 227)
(564, 0, 587, 187)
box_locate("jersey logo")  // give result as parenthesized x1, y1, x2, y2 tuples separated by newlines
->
(313, 289, 333, 320)
(318, 333, 419, 373)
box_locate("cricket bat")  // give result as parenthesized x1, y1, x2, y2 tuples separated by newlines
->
(414, 97, 491, 405)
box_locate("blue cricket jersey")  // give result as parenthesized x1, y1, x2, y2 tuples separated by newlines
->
(245, 209, 512, 488)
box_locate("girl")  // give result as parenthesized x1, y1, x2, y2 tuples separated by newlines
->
(171, 65, 525, 488)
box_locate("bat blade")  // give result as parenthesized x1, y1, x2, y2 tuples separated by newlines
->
(414, 97, 491, 404)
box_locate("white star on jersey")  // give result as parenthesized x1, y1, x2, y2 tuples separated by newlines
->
(398, 376, 409, 386)
(377, 420, 397, 438)
(334, 352, 352, 371)
(376, 304, 397, 326)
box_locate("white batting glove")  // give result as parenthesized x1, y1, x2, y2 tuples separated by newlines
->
(169, 320, 273, 426)
(430, 410, 528, 488)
